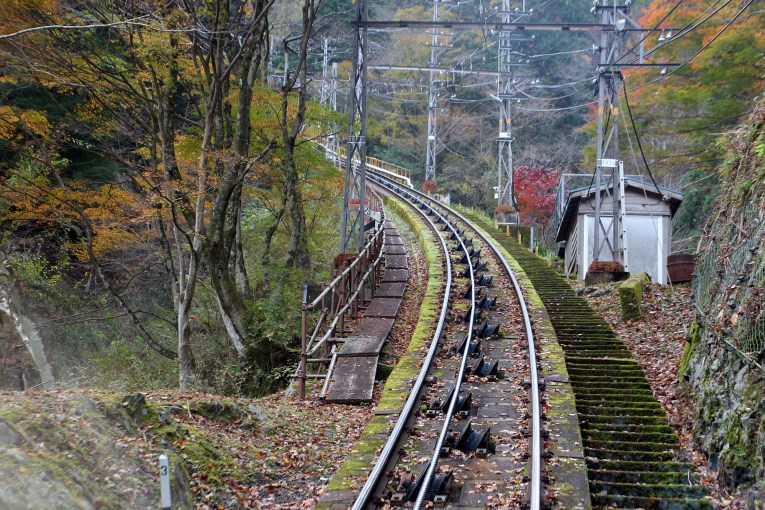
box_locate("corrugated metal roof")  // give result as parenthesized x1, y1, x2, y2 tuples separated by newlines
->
(555, 177, 684, 243)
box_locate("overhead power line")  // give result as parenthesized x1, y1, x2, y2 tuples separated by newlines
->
(628, 0, 756, 92)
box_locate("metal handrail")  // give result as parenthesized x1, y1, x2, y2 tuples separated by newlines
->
(297, 189, 386, 400)
(307, 243, 385, 356)
(308, 223, 383, 309)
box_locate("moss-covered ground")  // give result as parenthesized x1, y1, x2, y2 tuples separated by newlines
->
(316, 194, 445, 508)
(0, 389, 372, 509)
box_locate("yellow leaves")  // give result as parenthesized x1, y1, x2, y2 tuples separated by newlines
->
(0, 106, 52, 140)
(69, 227, 140, 261)
(2, 166, 155, 262)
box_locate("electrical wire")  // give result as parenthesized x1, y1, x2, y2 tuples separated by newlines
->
(527, 76, 598, 89)
(628, 0, 755, 92)
(621, 77, 663, 196)
(530, 47, 592, 59)
(625, 0, 734, 66)
(518, 85, 591, 101)
(516, 101, 595, 112)
(605, 0, 687, 70)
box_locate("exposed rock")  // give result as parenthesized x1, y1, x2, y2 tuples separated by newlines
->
(684, 97, 765, 496)
(0, 419, 20, 445)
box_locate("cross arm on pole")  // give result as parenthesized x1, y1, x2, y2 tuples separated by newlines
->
(356, 20, 680, 32)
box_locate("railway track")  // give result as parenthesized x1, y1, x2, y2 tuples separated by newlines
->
(318, 154, 711, 508)
(345, 173, 544, 509)
(460, 213, 713, 510)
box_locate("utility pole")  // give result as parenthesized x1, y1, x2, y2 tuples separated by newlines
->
(495, 0, 523, 226)
(331, 62, 338, 112)
(320, 37, 330, 105)
(424, 0, 440, 192)
(591, 0, 628, 271)
(340, 0, 368, 253)
(495, 1, 534, 226)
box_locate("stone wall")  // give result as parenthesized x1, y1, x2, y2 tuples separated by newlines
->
(682, 95, 765, 497)
(683, 326, 765, 489)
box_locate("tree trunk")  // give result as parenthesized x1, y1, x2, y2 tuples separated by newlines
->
(0, 256, 55, 390)
(285, 158, 310, 269)
(279, 0, 316, 270)
(235, 212, 253, 300)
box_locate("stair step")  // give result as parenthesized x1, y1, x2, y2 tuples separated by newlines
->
(582, 430, 678, 444)
(574, 388, 655, 398)
(580, 414, 668, 426)
(590, 480, 706, 499)
(582, 423, 675, 434)
(578, 406, 666, 418)
(583, 439, 678, 453)
(589, 469, 693, 484)
(585, 460, 694, 473)
(571, 380, 652, 390)
(591, 494, 713, 509)
(584, 447, 678, 462)
(576, 399, 662, 409)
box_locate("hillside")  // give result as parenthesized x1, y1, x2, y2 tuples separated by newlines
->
(0, 389, 370, 509)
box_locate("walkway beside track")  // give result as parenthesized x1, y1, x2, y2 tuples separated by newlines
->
(324, 220, 409, 403)
(317, 196, 445, 510)
(464, 212, 713, 510)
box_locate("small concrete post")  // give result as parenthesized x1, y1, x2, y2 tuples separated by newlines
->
(159, 454, 171, 509)
(299, 284, 308, 400)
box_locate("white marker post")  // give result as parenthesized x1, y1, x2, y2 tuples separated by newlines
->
(159, 454, 172, 509)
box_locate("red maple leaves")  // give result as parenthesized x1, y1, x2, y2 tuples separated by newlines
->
(513, 164, 560, 229)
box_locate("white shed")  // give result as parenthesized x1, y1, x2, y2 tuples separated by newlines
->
(555, 178, 684, 284)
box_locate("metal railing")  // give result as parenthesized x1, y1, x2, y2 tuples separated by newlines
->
(366, 157, 412, 187)
(318, 140, 414, 188)
(297, 191, 386, 399)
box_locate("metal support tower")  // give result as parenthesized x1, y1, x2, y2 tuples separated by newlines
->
(424, 0, 439, 187)
(496, 0, 520, 220)
(331, 62, 338, 112)
(320, 38, 330, 105)
(592, 0, 628, 268)
(340, 0, 368, 253)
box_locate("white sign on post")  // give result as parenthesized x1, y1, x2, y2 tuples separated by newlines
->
(159, 454, 172, 509)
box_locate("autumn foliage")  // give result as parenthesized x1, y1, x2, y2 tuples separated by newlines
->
(513, 164, 559, 230)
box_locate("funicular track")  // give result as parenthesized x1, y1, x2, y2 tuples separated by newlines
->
(459, 214, 713, 510)
(344, 172, 544, 510)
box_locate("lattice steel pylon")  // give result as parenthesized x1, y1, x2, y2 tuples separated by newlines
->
(592, 0, 629, 268)
(340, 0, 368, 253)
(320, 37, 330, 106)
(495, 0, 521, 225)
(424, 0, 439, 188)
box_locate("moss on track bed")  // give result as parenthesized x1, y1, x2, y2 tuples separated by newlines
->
(461, 211, 712, 510)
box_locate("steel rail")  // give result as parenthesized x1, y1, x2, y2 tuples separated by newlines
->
(408, 189, 476, 510)
(370, 173, 542, 510)
(350, 180, 454, 510)
(352, 174, 477, 509)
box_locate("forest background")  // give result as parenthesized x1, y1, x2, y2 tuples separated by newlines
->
(0, 0, 762, 395)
